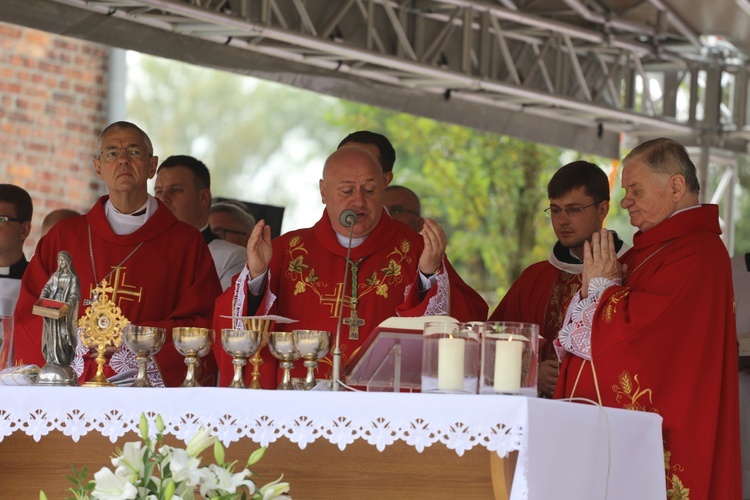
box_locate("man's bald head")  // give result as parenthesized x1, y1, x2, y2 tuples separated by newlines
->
(320, 146, 386, 238)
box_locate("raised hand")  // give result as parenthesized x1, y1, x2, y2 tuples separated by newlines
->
(246, 220, 273, 279)
(581, 229, 622, 298)
(419, 218, 447, 275)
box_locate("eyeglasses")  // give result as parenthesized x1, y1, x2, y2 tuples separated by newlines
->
(0, 216, 25, 224)
(99, 146, 148, 162)
(544, 202, 599, 218)
(388, 205, 420, 217)
(212, 227, 248, 240)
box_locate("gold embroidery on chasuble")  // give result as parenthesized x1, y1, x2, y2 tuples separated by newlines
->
(283, 236, 413, 342)
(602, 288, 629, 323)
(610, 370, 688, 498)
(88, 266, 143, 308)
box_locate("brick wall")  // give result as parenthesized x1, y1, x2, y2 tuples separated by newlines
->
(0, 22, 109, 256)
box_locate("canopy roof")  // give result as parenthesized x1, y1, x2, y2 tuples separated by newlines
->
(4, 0, 750, 159)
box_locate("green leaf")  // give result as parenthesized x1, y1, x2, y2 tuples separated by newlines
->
(139, 413, 149, 440)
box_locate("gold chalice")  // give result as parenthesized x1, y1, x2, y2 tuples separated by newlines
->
(173, 327, 213, 387)
(267, 331, 301, 390)
(293, 330, 332, 390)
(122, 325, 166, 387)
(221, 329, 263, 388)
(240, 318, 275, 389)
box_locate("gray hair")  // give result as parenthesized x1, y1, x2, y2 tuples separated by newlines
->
(623, 138, 700, 194)
(210, 202, 256, 229)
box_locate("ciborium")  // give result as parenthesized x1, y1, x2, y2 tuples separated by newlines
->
(293, 330, 332, 390)
(267, 331, 300, 390)
(173, 327, 213, 387)
(220, 329, 263, 388)
(122, 326, 166, 387)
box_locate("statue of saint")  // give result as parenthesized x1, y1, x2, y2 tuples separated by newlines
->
(35, 251, 80, 385)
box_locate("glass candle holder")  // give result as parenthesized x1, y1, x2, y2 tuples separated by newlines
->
(479, 321, 539, 396)
(421, 321, 479, 394)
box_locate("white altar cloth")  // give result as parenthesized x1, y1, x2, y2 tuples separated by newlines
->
(0, 387, 665, 499)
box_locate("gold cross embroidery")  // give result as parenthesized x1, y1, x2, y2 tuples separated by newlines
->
(89, 267, 143, 307)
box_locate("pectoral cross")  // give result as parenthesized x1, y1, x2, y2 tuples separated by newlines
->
(343, 309, 365, 340)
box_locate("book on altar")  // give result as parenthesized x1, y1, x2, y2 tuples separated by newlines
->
(344, 315, 458, 390)
(32, 298, 68, 319)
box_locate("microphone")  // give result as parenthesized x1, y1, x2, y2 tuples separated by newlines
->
(339, 209, 358, 228)
(332, 209, 357, 391)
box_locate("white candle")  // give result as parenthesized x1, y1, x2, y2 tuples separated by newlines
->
(494, 339, 522, 392)
(438, 337, 465, 392)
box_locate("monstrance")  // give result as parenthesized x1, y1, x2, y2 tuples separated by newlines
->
(78, 280, 130, 387)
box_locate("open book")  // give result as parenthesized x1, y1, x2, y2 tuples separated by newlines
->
(739, 332, 750, 357)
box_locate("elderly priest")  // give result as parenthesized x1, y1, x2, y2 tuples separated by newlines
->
(14, 121, 222, 387)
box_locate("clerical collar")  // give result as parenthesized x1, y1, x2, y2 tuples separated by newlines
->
(0, 256, 29, 279)
(105, 196, 157, 235)
(334, 231, 366, 248)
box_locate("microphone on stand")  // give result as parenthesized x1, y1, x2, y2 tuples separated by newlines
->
(332, 208, 358, 391)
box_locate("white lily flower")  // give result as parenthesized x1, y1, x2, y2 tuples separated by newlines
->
(91, 467, 139, 500)
(198, 464, 255, 497)
(167, 448, 204, 488)
(258, 476, 291, 500)
(185, 427, 216, 458)
(112, 442, 146, 482)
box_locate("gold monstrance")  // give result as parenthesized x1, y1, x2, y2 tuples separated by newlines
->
(78, 280, 130, 387)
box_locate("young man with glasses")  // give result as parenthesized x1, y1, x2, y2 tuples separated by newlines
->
(488, 160, 627, 398)
(0, 184, 33, 316)
(14, 122, 222, 387)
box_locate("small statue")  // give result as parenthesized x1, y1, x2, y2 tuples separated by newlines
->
(34, 251, 80, 386)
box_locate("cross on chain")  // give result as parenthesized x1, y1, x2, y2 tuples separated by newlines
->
(343, 308, 365, 340)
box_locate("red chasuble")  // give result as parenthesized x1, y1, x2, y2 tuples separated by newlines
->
(489, 261, 581, 362)
(213, 209, 488, 388)
(14, 196, 223, 387)
(555, 205, 742, 499)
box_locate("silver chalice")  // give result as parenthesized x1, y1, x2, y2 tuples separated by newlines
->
(122, 325, 166, 387)
(293, 330, 331, 390)
(267, 331, 301, 390)
(220, 329, 263, 388)
(173, 327, 213, 387)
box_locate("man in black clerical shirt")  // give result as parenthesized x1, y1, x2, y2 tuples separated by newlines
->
(0, 184, 33, 316)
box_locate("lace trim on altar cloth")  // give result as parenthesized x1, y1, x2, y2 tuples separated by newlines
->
(557, 277, 620, 361)
(424, 262, 450, 316)
(72, 328, 165, 387)
(0, 405, 525, 458)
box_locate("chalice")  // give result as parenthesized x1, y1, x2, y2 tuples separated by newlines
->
(122, 325, 166, 387)
(293, 330, 331, 390)
(267, 331, 301, 390)
(173, 327, 213, 387)
(220, 329, 263, 388)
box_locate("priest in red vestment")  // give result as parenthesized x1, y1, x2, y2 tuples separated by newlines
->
(553, 138, 742, 499)
(213, 146, 488, 388)
(14, 122, 222, 387)
(490, 161, 628, 397)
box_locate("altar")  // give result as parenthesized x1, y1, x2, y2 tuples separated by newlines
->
(0, 387, 666, 499)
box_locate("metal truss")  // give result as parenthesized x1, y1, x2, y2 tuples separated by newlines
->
(43, 0, 750, 152)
